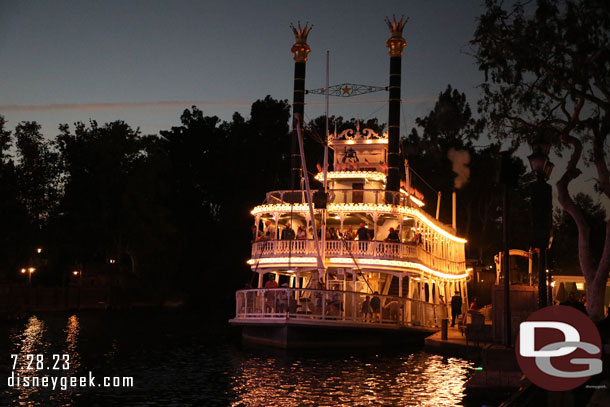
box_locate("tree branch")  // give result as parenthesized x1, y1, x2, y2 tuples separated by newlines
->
(556, 132, 595, 277)
(591, 121, 610, 198)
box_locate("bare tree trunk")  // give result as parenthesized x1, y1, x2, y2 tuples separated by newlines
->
(556, 132, 607, 320)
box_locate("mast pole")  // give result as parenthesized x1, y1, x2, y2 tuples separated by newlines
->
(321, 50, 330, 288)
(295, 116, 325, 274)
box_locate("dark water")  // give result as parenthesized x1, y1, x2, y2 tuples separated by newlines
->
(1, 310, 509, 406)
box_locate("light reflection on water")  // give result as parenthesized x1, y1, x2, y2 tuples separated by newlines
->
(1, 311, 498, 407)
(11, 316, 49, 403)
(230, 351, 473, 407)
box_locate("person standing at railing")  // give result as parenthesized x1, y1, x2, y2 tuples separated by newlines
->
(356, 223, 369, 241)
(251, 225, 261, 243)
(384, 227, 400, 242)
(262, 220, 275, 241)
(328, 227, 339, 240)
(281, 222, 295, 240)
(450, 291, 462, 327)
(296, 225, 306, 239)
(264, 274, 279, 313)
(343, 225, 355, 240)
(370, 292, 381, 321)
(362, 295, 372, 321)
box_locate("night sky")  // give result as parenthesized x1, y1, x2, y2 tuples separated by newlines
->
(0, 0, 605, 210)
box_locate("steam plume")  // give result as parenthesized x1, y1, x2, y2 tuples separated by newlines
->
(447, 148, 470, 189)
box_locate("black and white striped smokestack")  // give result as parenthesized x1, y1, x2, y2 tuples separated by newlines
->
(384, 16, 407, 201)
(289, 22, 313, 190)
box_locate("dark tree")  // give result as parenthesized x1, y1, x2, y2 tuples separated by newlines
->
(472, 0, 610, 319)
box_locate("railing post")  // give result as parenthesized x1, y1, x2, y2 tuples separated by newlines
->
(321, 291, 326, 320)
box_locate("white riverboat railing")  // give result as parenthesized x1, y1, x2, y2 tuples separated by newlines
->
(234, 288, 448, 329)
(265, 189, 408, 206)
(251, 240, 465, 275)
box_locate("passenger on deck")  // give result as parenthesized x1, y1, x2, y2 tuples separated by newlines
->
(251, 225, 261, 243)
(362, 295, 372, 321)
(328, 227, 339, 240)
(262, 220, 275, 241)
(281, 222, 295, 240)
(296, 225, 306, 239)
(343, 225, 355, 240)
(409, 232, 422, 245)
(469, 297, 480, 311)
(385, 227, 400, 242)
(277, 283, 289, 312)
(357, 223, 370, 241)
(370, 292, 381, 320)
(385, 299, 400, 321)
(264, 274, 279, 312)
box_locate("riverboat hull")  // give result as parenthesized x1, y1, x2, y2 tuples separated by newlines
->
(229, 317, 435, 348)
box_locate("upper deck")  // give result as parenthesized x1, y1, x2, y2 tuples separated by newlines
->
(248, 121, 467, 280)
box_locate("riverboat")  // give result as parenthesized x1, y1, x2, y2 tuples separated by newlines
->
(229, 18, 469, 348)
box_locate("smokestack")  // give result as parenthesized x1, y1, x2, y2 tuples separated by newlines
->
(290, 22, 312, 190)
(384, 16, 408, 202)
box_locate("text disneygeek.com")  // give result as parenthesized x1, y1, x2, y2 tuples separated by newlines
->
(8, 371, 134, 391)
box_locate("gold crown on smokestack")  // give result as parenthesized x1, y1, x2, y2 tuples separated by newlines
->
(290, 21, 313, 62)
(385, 15, 408, 57)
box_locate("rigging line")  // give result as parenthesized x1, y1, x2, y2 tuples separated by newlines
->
(340, 238, 374, 293)
(408, 166, 440, 195)
(362, 102, 387, 122)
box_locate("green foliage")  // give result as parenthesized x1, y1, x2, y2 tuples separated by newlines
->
(14, 121, 61, 229)
(473, 0, 610, 144)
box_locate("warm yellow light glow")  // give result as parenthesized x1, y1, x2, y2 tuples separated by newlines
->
(36, 248, 42, 254)
(28, 267, 35, 273)
(20, 268, 26, 274)
(330, 139, 388, 145)
(251, 203, 467, 244)
(328, 257, 468, 280)
(72, 270, 80, 276)
(314, 171, 387, 183)
(109, 259, 116, 264)
(409, 195, 425, 207)
(248, 257, 318, 266)
(576, 282, 584, 290)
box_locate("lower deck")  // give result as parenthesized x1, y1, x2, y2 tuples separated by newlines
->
(231, 287, 448, 346)
(231, 317, 436, 348)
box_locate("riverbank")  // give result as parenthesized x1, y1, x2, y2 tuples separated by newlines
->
(0, 284, 187, 320)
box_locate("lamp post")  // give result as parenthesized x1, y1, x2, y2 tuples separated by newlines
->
(20, 267, 36, 286)
(21, 267, 36, 311)
(499, 152, 519, 346)
(528, 136, 554, 309)
(73, 270, 82, 310)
